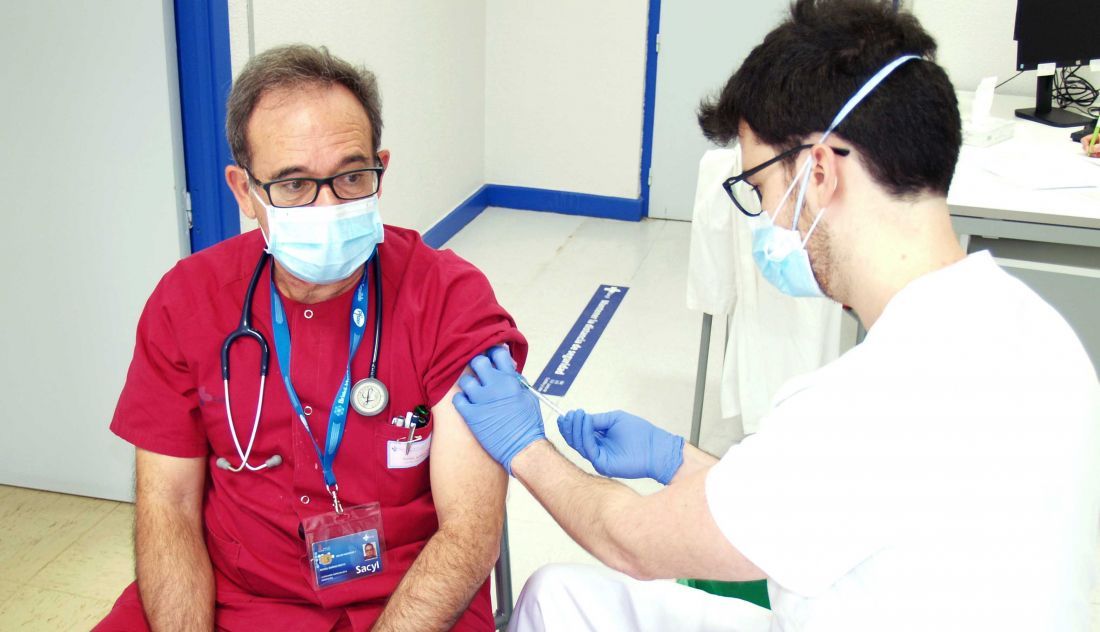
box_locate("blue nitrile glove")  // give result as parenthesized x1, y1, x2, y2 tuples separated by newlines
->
(557, 409, 685, 485)
(453, 346, 545, 475)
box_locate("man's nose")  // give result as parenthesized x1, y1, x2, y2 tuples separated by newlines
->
(313, 182, 341, 206)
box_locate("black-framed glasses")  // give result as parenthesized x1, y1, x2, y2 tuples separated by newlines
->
(722, 144, 850, 217)
(247, 161, 386, 208)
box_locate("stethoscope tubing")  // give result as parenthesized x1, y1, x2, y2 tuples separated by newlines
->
(368, 256, 383, 378)
(221, 252, 271, 381)
(218, 251, 382, 473)
(220, 374, 268, 471)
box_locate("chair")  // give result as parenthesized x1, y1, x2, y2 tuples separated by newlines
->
(493, 510, 514, 630)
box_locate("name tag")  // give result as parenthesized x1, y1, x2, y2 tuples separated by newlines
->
(303, 502, 386, 590)
(311, 528, 383, 588)
(387, 434, 431, 469)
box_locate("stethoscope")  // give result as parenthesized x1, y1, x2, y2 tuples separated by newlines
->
(215, 251, 386, 473)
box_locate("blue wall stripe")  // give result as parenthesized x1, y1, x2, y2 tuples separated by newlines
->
(422, 185, 490, 249)
(175, 0, 238, 252)
(638, 0, 661, 218)
(422, 184, 644, 249)
(486, 185, 643, 222)
(426, 0, 660, 247)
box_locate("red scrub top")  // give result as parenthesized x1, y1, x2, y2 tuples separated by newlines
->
(108, 227, 527, 631)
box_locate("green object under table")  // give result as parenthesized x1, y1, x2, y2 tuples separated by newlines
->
(677, 578, 770, 609)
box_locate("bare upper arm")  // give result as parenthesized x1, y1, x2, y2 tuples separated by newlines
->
(135, 448, 206, 517)
(615, 464, 765, 582)
(428, 381, 507, 531)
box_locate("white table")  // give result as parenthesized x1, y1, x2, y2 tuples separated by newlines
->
(949, 93, 1100, 371)
(951, 92, 1100, 241)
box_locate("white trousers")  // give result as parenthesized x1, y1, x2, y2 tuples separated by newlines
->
(508, 564, 773, 632)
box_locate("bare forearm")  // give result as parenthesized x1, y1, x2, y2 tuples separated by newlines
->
(136, 504, 214, 632)
(373, 523, 500, 631)
(511, 440, 647, 576)
(512, 441, 759, 582)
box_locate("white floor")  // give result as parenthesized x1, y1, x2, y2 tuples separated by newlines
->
(1, 207, 1098, 630)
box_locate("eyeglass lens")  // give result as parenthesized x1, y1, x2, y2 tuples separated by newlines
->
(730, 182, 763, 216)
(269, 170, 379, 207)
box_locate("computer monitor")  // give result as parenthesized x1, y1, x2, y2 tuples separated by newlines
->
(1014, 0, 1100, 127)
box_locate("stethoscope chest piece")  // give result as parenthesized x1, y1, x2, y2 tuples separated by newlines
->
(351, 377, 389, 416)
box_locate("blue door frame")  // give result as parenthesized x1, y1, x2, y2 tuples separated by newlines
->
(176, 1, 661, 251)
(638, 0, 661, 219)
(174, 0, 238, 252)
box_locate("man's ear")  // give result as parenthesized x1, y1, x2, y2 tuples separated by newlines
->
(226, 165, 257, 220)
(808, 144, 841, 211)
(376, 149, 391, 198)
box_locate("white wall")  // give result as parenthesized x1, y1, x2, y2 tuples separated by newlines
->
(484, 1, 649, 199)
(227, 1, 651, 224)
(227, 1, 487, 233)
(0, 0, 188, 501)
(911, 0, 1099, 96)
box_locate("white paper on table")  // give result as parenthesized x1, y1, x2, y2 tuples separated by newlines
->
(980, 152, 1100, 190)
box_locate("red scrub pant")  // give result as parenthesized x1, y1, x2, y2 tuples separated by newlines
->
(94, 580, 494, 631)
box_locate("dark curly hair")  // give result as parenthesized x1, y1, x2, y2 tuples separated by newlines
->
(698, 0, 961, 197)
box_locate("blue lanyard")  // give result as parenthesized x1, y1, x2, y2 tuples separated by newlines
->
(269, 261, 370, 489)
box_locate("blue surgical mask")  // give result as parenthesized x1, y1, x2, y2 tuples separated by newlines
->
(751, 199, 828, 297)
(750, 54, 920, 298)
(253, 190, 385, 284)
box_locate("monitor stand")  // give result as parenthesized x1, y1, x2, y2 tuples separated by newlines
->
(1015, 74, 1092, 128)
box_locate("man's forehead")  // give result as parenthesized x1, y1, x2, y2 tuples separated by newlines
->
(247, 84, 374, 173)
(251, 85, 370, 134)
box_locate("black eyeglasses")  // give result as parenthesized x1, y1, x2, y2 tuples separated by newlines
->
(722, 144, 850, 217)
(247, 161, 386, 208)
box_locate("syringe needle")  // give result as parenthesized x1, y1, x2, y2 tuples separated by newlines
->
(517, 375, 566, 418)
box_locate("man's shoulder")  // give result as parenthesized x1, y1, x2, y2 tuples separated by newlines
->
(157, 230, 265, 299)
(175, 229, 264, 280)
(954, 253, 1093, 377)
(381, 224, 489, 290)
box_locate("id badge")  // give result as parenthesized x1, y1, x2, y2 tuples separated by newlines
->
(302, 502, 386, 589)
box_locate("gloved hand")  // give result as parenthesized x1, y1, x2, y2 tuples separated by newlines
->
(453, 346, 545, 475)
(557, 409, 684, 485)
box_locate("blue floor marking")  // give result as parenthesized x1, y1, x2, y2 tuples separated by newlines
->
(534, 285, 629, 397)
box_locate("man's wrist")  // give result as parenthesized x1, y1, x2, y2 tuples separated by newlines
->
(652, 435, 686, 485)
(508, 438, 552, 479)
(669, 442, 719, 485)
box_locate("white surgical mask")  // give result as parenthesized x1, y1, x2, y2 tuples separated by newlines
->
(253, 190, 384, 284)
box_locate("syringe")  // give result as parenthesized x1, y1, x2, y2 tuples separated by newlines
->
(516, 375, 566, 418)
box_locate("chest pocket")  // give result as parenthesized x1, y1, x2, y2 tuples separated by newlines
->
(367, 404, 433, 507)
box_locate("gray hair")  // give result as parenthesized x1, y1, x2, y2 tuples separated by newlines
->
(225, 44, 383, 170)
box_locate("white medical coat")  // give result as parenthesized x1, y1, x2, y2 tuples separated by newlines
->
(706, 252, 1100, 631)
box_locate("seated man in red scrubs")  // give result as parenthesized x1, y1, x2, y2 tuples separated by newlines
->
(95, 44, 526, 632)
